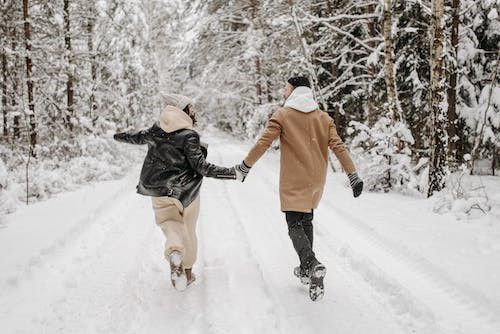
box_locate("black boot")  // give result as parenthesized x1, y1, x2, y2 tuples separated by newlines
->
(308, 259, 326, 302)
(293, 266, 310, 285)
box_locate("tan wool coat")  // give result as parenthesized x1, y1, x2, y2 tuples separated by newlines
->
(244, 106, 356, 213)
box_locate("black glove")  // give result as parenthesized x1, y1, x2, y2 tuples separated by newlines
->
(113, 133, 127, 141)
(348, 172, 363, 198)
(234, 161, 251, 182)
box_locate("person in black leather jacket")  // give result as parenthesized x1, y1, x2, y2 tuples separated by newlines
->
(113, 119, 236, 207)
(113, 94, 236, 290)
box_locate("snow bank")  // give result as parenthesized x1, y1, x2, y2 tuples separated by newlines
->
(432, 173, 500, 221)
(0, 160, 21, 219)
(0, 135, 144, 217)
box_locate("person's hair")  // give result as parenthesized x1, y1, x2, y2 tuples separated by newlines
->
(287, 76, 311, 88)
(183, 104, 197, 125)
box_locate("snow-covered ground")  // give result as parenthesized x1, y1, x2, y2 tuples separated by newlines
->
(1, 134, 500, 334)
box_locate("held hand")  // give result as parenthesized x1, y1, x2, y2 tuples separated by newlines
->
(234, 161, 251, 182)
(348, 172, 363, 198)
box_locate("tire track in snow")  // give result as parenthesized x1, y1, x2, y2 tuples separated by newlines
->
(227, 141, 500, 333)
(1, 174, 205, 334)
(0, 174, 136, 296)
(317, 199, 500, 334)
(210, 140, 402, 334)
(196, 150, 283, 334)
(0, 185, 146, 332)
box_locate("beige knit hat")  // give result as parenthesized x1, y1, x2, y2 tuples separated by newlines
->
(162, 93, 192, 110)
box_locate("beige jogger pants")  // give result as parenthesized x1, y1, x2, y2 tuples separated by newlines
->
(151, 195, 200, 269)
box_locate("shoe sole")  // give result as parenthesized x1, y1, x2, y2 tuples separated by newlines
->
(309, 264, 326, 301)
(293, 267, 310, 285)
(187, 275, 196, 287)
(169, 252, 187, 291)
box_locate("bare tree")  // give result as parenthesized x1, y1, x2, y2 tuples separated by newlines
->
(11, 26, 20, 139)
(428, 0, 447, 197)
(86, 0, 97, 124)
(2, 31, 7, 139)
(64, 0, 74, 132)
(249, 0, 263, 104)
(22, 0, 36, 155)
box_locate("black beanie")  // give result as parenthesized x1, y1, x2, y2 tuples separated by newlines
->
(287, 76, 311, 88)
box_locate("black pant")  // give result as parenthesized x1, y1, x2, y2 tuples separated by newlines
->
(285, 210, 316, 270)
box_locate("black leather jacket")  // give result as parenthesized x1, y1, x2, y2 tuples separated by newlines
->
(114, 123, 235, 207)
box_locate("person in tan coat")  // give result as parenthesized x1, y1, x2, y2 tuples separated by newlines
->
(234, 76, 363, 301)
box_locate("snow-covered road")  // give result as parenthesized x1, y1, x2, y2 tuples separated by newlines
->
(1, 135, 499, 334)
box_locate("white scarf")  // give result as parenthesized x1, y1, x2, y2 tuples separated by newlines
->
(284, 86, 319, 113)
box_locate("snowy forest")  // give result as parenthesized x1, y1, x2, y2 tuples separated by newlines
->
(0, 0, 498, 205)
(1, 0, 499, 214)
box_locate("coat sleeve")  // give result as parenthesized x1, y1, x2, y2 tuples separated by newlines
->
(243, 109, 283, 166)
(328, 118, 356, 174)
(183, 132, 236, 179)
(113, 127, 152, 145)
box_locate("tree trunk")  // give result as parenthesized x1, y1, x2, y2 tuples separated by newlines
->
(446, 0, 459, 165)
(366, 3, 377, 126)
(383, 0, 402, 124)
(250, 0, 263, 104)
(1, 0, 7, 139)
(2, 40, 7, 138)
(492, 143, 497, 176)
(287, 0, 327, 110)
(428, 0, 448, 197)
(87, 1, 97, 125)
(64, 0, 74, 132)
(254, 57, 263, 103)
(23, 0, 36, 155)
(323, 0, 346, 137)
(11, 27, 20, 139)
(265, 79, 273, 103)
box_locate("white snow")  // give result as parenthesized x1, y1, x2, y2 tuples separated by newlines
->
(1, 133, 500, 333)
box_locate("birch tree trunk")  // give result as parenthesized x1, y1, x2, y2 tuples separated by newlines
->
(383, 0, 402, 124)
(428, 0, 448, 197)
(64, 0, 74, 132)
(22, 0, 36, 155)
